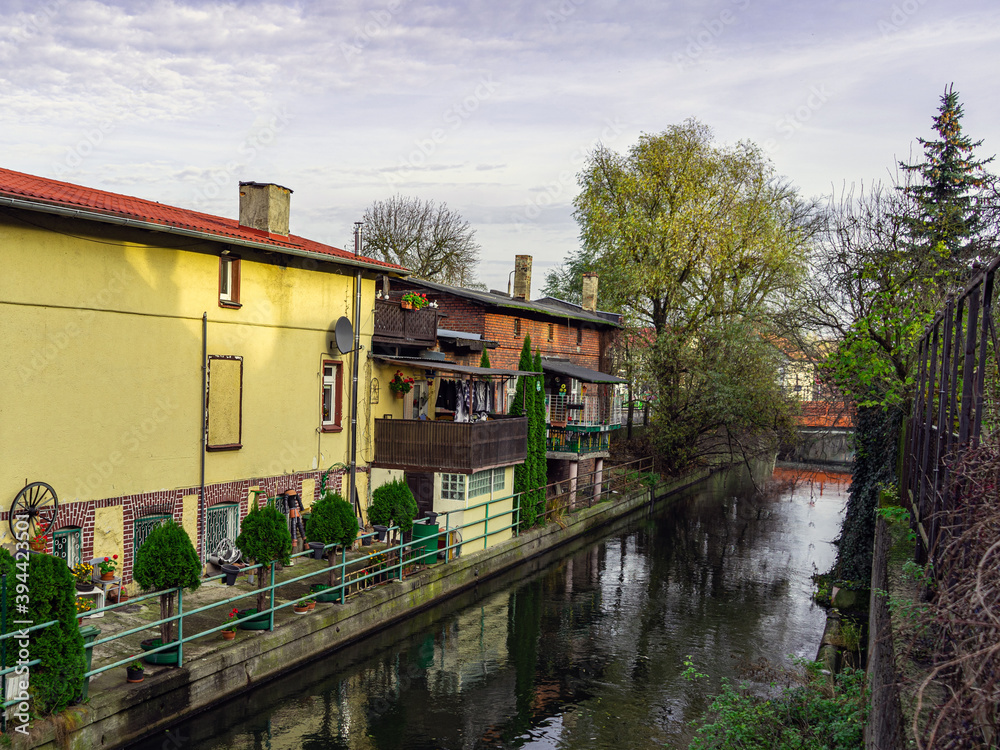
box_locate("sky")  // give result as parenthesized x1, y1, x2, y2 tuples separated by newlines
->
(3, 0, 1000, 296)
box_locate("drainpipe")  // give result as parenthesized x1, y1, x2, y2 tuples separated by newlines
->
(349, 223, 363, 519)
(200, 312, 208, 567)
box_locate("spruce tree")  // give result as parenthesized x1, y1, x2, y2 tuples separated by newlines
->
(509, 336, 537, 528)
(531, 350, 548, 525)
(899, 83, 995, 269)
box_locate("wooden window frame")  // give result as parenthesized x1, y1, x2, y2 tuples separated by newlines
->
(576, 326, 583, 345)
(321, 359, 344, 432)
(219, 256, 242, 309)
(206, 355, 244, 451)
(514, 319, 520, 336)
(547, 323, 554, 342)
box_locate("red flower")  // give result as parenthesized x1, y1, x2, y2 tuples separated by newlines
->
(104, 557, 110, 562)
(113, 554, 118, 560)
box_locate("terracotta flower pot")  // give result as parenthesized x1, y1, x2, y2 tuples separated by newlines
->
(100, 572, 114, 581)
(222, 630, 236, 640)
(401, 300, 413, 310)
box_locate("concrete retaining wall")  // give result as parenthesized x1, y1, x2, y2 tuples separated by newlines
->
(18, 467, 716, 750)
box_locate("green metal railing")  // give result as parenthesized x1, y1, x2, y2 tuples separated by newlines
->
(1, 459, 658, 710)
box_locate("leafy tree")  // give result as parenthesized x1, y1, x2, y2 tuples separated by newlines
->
(362, 194, 482, 286)
(368, 479, 418, 533)
(899, 83, 995, 270)
(236, 501, 292, 614)
(133, 520, 202, 646)
(306, 491, 359, 587)
(570, 119, 811, 472)
(531, 350, 548, 521)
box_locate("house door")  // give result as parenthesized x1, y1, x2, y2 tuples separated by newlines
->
(406, 472, 434, 517)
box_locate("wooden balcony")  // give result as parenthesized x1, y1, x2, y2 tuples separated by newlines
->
(373, 299, 438, 347)
(372, 415, 527, 474)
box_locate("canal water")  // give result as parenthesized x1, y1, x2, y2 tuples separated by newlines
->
(129, 464, 849, 750)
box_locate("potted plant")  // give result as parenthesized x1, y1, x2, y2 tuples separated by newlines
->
(368, 479, 418, 536)
(132, 520, 201, 665)
(400, 291, 429, 310)
(28, 534, 48, 553)
(97, 555, 119, 580)
(73, 562, 95, 591)
(293, 598, 315, 614)
(306, 491, 360, 602)
(236, 499, 292, 629)
(75, 596, 94, 623)
(388, 370, 414, 398)
(222, 607, 238, 640)
(126, 660, 145, 683)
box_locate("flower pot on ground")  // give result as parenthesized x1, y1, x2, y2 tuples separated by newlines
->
(132, 520, 201, 651)
(293, 599, 314, 614)
(75, 596, 94, 622)
(222, 630, 236, 640)
(140, 638, 180, 665)
(236, 608, 270, 630)
(126, 661, 145, 683)
(310, 583, 341, 603)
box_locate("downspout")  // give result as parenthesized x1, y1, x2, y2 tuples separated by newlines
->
(349, 223, 363, 519)
(200, 312, 208, 567)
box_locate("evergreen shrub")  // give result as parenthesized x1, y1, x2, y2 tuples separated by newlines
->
(236, 501, 292, 612)
(133, 520, 202, 646)
(368, 479, 418, 532)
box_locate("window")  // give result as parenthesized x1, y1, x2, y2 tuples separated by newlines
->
(207, 355, 243, 450)
(322, 360, 343, 431)
(52, 527, 82, 567)
(492, 467, 506, 492)
(441, 473, 466, 502)
(133, 515, 170, 554)
(514, 319, 521, 336)
(469, 470, 492, 498)
(577, 326, 583, 345)
(547, 323, 554, 342)
(219, 256, 241, 307)
(206, 503, 240, 556)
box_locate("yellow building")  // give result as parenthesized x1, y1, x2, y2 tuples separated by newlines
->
(0, 168, 404, 581)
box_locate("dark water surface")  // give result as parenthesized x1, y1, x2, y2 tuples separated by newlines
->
(129, 464, 849, 750)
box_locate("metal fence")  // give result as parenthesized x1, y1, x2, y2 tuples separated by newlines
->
(904, 257, 1000, 566)
(0, 456, 659, 714)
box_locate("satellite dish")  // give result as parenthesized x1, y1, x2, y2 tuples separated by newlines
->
(334, 316, 356, 354)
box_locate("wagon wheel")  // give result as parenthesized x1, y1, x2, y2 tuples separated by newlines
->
(8, 482, 59, 541)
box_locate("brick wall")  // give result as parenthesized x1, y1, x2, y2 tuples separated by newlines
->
(485, 312, 603, 370)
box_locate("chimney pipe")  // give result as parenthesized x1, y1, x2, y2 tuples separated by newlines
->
(239, 181, 292, 237)
(581, 272, 599, 312)
(513, 255, 532, 300)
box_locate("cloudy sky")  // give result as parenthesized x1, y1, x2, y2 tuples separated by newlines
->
(3, 0, 999, 293)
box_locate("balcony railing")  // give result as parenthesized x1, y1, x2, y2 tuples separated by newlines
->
(545, 427, 611, 456)
(373, 415, 527, 473)
(373, 298, 438, 347)
(545, 393, 623, 429)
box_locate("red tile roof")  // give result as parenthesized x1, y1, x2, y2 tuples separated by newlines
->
(796, 401, 855, 429)
(0, 167, 405, 272)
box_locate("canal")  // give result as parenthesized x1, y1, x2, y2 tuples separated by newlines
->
(129, 464, 849, 750)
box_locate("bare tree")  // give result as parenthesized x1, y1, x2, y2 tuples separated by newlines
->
(361, 195, 482, 286)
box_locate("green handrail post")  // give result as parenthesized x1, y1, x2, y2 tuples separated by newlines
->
(177, 586, 184, 667)
(340, 546, 346, 604)
(483, 499, 489, 550)
(269, 562, 276, 631)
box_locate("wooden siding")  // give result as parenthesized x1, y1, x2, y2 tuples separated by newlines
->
(372, 416, 527, 473)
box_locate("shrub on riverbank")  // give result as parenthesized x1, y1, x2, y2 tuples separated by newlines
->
(688, 661, 866, 749)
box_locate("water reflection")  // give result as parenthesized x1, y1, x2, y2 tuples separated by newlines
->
(129, 465, 848, 750)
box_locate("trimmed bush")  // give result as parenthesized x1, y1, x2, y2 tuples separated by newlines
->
(368, 479, 418, 533)
(237, 500, 292, 612)
(133, 520, 202, 646)
(1, 551, 86, 713)
(307, 492, 361, 588)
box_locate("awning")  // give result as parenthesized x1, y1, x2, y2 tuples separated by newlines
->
(372, 355, 534, 378)
(540, 359, 627, 384)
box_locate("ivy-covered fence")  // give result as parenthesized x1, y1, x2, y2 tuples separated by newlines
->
(904, 255, 1000, 568)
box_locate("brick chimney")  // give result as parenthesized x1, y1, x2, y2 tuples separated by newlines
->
(513, 255, 532, 300)
(239, 182, 292, 237)
(581, 272, 599, 312)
